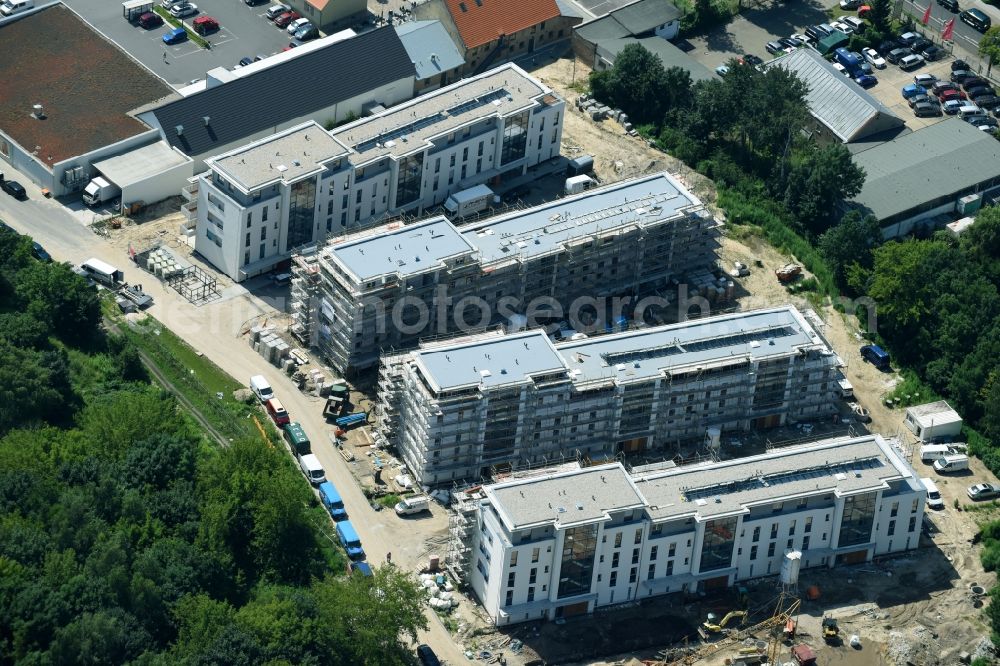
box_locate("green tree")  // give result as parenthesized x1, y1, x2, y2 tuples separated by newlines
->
(868, 0, 893, 34)
(818, 210, 883, 289)
(979, 26, 1000, 76)
(0, 340, 73, 433)
(782, 144, 866, 236)
(15, 262, 100, 345)
(589, 45, 692, 125)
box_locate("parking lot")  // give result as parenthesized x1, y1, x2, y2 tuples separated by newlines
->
(63, 0, 309, 87)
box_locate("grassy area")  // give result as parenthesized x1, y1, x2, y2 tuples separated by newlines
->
(376, 493, 402, 509)
(153, 6, 209, 48)
(103, 298, 265, 444)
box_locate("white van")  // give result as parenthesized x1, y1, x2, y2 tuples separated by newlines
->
(921, 477, 944, 510)
(934, 454, 969, 474)
(299, 454, 326, 485)
(0, 0, 34, 16)
(958, 104, 985, 119)
(249, 375, 274, 402)
(395, 495, 431, 516)
(920, 444, 953, 464)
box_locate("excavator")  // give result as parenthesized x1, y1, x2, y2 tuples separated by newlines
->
(822, 617, 840, 644)
(698, 610, 747, 639)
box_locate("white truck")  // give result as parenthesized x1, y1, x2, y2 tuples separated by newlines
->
(564, 174, 597, 195)
(443, 184, 497, 218)
(81, 176, 120, 206)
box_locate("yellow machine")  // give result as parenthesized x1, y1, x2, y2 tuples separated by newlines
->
(700, 610, 747, 635)
(822, 617, 840, 643)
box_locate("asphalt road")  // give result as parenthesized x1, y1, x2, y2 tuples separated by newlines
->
(62, 0, 300, 87)
(0, 171, 469, 664)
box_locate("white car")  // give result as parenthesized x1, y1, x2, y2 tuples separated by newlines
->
(286, 16, 309, 33)
(832, 62, 848, 76)
(830, 20, 854, 34)
(840, 0, 862, 8)
(169, 1, 197, 17)
(863, 48, 886, 69)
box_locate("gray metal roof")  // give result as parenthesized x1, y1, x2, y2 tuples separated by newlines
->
(769, 48, 903, 143)
(608, 0, 680, 34)
(574, 15, 631, 43)
(596, 36, 716, 82)
(906, 400, 962, 427)
(636, 435, 919, 522)
(150, 28, 415, 158)
(850, 118, 1000, 220)
(326, 216, 476, 282)
(461, 171, 702, 265)
(394, 21, 465, 82)
(487, 463, 646, 530)
(556, 306, 829, 386)
(93, 141, 190, 188)
(555, 0, 586, 19)
(412, 330, 568, 392)
(208, 122, 349, 192)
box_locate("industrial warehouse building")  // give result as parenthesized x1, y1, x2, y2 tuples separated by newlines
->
(193, 64, 564, 281)
(376, 306, 842, 486)
(289, 171, 718, 372)
(451, 434, 924, 625)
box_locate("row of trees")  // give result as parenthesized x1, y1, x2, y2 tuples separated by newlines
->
(0, 228, 427, 663)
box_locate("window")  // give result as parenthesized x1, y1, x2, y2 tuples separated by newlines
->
(505, 590, 513, 606)
(507, 572, 516, 587)
(260, 225, 267, 241)
(262, 205, 268, 222)
(631, 548, 639, 564)
(557, 523, 598, 599)
(614, 533, 622, 548)
(802, 536, 810, 551)
(786, 539, 793, 550)
(767, 542, 775, 558)
(650, 546, 658, 561)
(450, 154, 456, 167)
(805, 517, 813, 533)
(609, 571, 617, 587)
(888, 520, 896, 537)
(890, 501, 899, 517)
(527, 587, 535, 602)
(789, 520, 796, 536)
(532, 548, 539, 563)
(246, 211, 252, 226)
(245, 232, 251, 248)
(634, 529, 642, 544)
(462, 147, 469, 161)
(668, 542, 676, 557)
(629, 567, 637, 583)
(647, 564, 655, 580)
(356, 189, 362, 204)
(611, 552, 619, 568)
(259, 244, 265, 260)
(478, 141, 484, 156)
(699, 516, 737, 572)
(770, 524, 778, 539)
(244, 252, 249, 265)
(750, 545, 758, 560)
(666, 560, 673, 575)
(435, 157, 441, 173)
(911, 499, 918, 513)
(752, 527, 760, 543)
(529, 568, 536, 584)
(510, 551, 518, 567)
(838, 492, 877, 547)
(908, 516, 916, 532)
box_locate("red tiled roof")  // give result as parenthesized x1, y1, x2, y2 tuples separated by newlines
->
(444, 0, 561, 50)
(0, 6, 173, 165)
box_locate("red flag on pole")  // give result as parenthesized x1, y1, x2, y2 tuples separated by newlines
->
(922, 3, 932, 24)
(942, 17, 955, 41)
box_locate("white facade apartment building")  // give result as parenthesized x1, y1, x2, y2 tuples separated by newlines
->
(292, 171, 717, 372)
(463, 434, 925, 625)
(194, 63, 563, 281)
(379, 306, 842, 486)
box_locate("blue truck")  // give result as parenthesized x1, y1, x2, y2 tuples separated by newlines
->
(318, 481, 348, 521)
(336, 520, 365, 560)
(834, 47, 863, 76)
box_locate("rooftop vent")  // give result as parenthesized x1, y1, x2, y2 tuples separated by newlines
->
(203, 116, 210, 126)
(31, 104, 46, 120)
(175, 125, 184, 136)
(276, 165, 288, 172)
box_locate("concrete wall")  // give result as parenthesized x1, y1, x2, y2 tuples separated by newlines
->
(51, 129, 163, 197)
(0, 130, 56, 192)
(119, 150, 194, 208)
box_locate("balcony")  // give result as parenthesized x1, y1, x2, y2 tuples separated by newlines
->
(181, 181, 199, 202)
(181, 200, 198, 222)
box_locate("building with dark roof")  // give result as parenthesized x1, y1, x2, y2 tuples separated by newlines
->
(414, 0, 581, 75)
(0, 4, 178, 196)
(139, 27, 417, 170)
(846, 118, 1000, 237)
(572, 0, 686, 75)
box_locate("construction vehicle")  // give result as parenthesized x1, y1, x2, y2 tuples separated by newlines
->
(822, 617, 840, 643)
(775, 263, 802, 283)
(698, 610, 747, 639)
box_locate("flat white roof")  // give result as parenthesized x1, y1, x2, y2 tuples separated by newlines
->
(93, 141, 191, 189)
(906, 400, 962, 428)
(82, 258, 120, 275)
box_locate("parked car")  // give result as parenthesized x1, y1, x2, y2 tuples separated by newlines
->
(843, 16, 866, 32)
(238, 56, 254, 66)
(790, 33, 811, 45)
(265, 2, 290, 18)
(901, 83, 927, 99)
(943, 99, 965, 114)
(973, 94, 1000, 110)
(780, 36, 803, 49)
(914, 101, 941, 117)
(966, 87, 996, 102)
(960, 8, 991, 33)
(932, 80, 961, 95)
(855, 74, 878, 88)
(863, 47, 886, 68)
(962, 77, 991, 92)
(899, 54, 925, 70)
(286, 16, 310, 33)
(31, 242, 51, 262)
(968, 483, 1000, 501)
(922, 45, 943, 61)
(914, 73, 937, 87)
(416, 645, 441, 666)
(908, 93, 933, 107)
(857, 4, 872, 17)
(897, 31, 921, 46)
(831, 20, 854, 34)
(832, 62, 848, 76)
(293, 24, 318, 41)
(939, 89, 967, 103)
(168, 1, 197, 17)
(192, 15, 218, 34)
(715, 64, 730, 76)
(766, 40, 788, 55)
(1, 180, 27, 200)
(840, 0, 862, 8)
(886, 48, 912, 64)
(162, 26, 187, 44)
(910, 37, 934, 53)
(952, 59, 971, 72)
(273, 10, 300, 27)
(938, 0, 959, 11)
(137, 11, 162, 28)
(952, 69, 975, 83)
(743, 53, 764, 68)
(969, 115, 998, 129)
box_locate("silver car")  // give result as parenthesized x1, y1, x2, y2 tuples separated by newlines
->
(968, 483, 1000, 500)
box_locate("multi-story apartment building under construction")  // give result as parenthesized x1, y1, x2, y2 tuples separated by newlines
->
(377, 306, 842, 486)
(290, 171, 719, 372)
